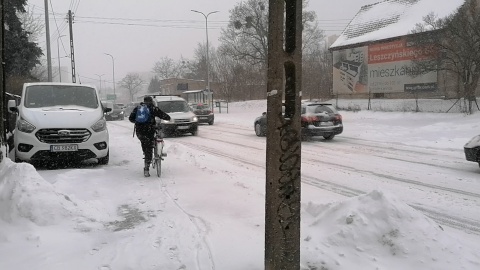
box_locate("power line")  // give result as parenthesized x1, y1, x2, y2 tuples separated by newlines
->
(49, 0, 69, 57)
(73, 20, 225, 29)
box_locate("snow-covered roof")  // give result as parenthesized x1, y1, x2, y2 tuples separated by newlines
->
(330, 0, 465, 50)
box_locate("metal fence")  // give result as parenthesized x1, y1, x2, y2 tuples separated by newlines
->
(326, 97, 480, 114)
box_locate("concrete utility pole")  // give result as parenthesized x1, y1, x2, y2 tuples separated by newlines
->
(0, 0, 5, 158)
(104, 53, 116, 102)
(68, 10, 76, 83)
(95, 74, 105, 98)
(44, 0, 52, 81)
(264, 0, 303, 269)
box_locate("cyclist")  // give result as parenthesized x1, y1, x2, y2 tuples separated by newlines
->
(129, 96, 171, 177)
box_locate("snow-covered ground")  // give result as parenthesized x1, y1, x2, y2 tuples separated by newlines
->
(1, 100, 480, 270)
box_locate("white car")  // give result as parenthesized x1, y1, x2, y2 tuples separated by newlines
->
(464, 134, 480, 168)
(152, 95, 198, 137)
(8, 82, 110, 165)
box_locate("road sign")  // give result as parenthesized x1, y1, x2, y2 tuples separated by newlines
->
(107, 94, 116, 100)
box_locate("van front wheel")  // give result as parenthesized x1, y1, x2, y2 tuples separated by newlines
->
(98, 151, 109, 165)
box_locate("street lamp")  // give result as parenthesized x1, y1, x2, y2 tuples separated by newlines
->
(95, 74, 105, 96)
(104, 53, 116, 102)
(191, 9, 219, 110)
(57, 35, 66, 82)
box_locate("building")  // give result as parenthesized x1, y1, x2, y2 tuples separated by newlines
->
(329, 0, 475, 99)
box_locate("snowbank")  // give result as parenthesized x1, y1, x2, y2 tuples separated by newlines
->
(302, 190, 479, 270)
(0, 159, 79, 226)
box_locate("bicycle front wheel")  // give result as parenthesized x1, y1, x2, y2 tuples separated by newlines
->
(155, 156, 162, 177)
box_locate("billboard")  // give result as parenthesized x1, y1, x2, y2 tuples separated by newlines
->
(332, 38, 437, 94)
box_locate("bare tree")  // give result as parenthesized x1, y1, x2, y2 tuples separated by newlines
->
(217, 0, 324, 101)
(18, 6, 44, 42)
(152, 56, 194, 80)
(120, 73, 144, 102)
(152, 56, 181, 79)
(219, 0, 324, 67)
(411, 1, 480, 114)
(220, 0, 269, 66)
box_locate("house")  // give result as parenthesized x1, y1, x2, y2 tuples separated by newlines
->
(329, 0, 471, 99)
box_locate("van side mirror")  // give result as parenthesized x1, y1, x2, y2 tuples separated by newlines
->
(104, 107, 112, 113)
(8, 100, 18, 113)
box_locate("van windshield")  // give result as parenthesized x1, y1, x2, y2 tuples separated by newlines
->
(24, 85, 99, 109)
(157, 101, 190, 113)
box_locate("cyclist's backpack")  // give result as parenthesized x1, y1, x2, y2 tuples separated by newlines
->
(135, 104, 151, 123)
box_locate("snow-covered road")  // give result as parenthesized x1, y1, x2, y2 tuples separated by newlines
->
(2, 100, 480, 269)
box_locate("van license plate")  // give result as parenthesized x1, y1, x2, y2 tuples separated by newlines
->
(177, 126, 189, 130)
(51, 145, 78, 152)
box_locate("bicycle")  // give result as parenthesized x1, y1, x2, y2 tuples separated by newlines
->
(151, 126, 166, 177)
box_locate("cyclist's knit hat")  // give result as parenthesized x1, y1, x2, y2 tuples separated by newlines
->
(144, 96, 153, 103)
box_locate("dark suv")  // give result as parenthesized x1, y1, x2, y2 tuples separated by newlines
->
(254, 102, 343, 140)
(191, 103, 214, 125)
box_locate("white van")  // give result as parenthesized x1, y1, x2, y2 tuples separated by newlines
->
(8, 82, 110, 165)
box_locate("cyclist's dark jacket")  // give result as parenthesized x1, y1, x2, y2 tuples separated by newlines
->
(129, 102, 170, 163)
(128, 102, 171, 129)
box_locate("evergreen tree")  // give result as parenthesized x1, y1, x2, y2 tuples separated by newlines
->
(148, 76, 161, 94)
(4, 0, 43, 77)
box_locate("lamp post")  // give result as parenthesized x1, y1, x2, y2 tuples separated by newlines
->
(57, 35, 66, 82)
(95, 74, 105, 97)
(104, 53, 116, 102)
(191, 9, 218, 110)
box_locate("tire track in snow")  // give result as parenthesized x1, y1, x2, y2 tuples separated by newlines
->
(174, 139, 480, 235)
(158, 181, 216, 270)
(202, 124, 468, 173)
(186, 133, 480, 200)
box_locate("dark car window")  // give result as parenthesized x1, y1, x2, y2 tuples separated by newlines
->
(303, 104, 337, 114)
(313, 105, 334, 114)
(193, 104, 208, 110)
(157, 100, 190, 113)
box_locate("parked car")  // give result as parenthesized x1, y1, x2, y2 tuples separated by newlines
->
(464, 134, 480, 168)
(8, 82, 110, 165)
(254, 102, 343, 140)
(103, 102, 125, 121)
(153, 95, 198, 137)
(191, 103, 214, 125)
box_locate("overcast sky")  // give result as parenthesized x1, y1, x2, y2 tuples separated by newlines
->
(26, 0, 379, 87)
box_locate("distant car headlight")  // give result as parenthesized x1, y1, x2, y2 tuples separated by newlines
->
(120, 111, 124, 115)
(192, 116, 198, 122)
(91, 118, 107, 132)
(17, 117, 36, 133)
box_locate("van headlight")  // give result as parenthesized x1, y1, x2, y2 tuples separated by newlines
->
(17, 117, 36, 133)
(192, 116, 198, 122)
(91, 118, 107, 132)
(161, 119, 172, 124)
